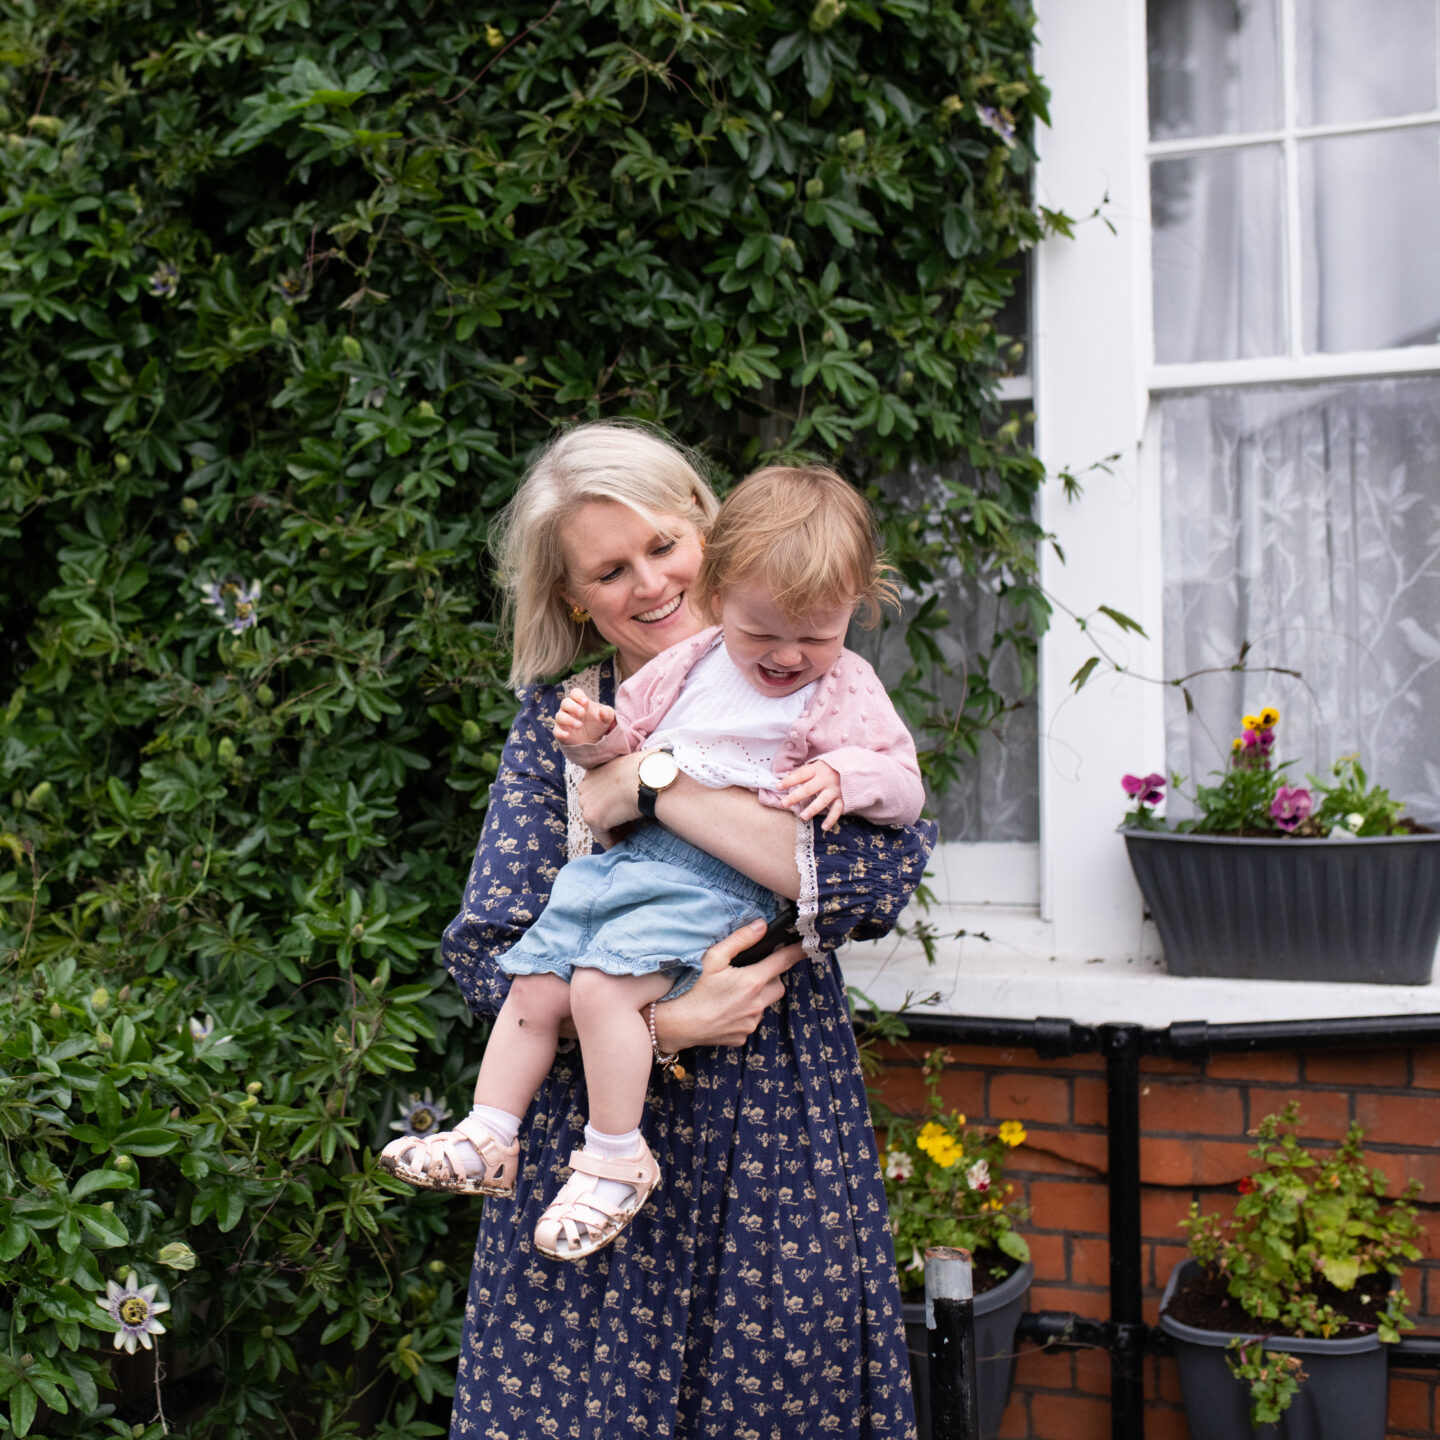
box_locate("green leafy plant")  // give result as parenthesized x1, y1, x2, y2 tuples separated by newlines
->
(0, 0, 1057, 1433)
(1177, 1103, 1423, 1424)
(1120, 706, 1413, 837)
(876, 1049, 1031, 1298)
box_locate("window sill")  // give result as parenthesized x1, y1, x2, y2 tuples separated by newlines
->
(841, 905, 1440, 1027)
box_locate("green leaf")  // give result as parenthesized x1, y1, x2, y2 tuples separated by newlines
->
(1070, 656, 1100, 692)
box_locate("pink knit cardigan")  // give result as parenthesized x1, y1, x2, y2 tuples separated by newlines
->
(557, 627, 924, 827)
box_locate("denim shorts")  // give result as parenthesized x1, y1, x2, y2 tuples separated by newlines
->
(499, 824, 783, 1001)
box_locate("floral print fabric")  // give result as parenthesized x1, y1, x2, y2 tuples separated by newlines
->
(442, 664, 935, 1439)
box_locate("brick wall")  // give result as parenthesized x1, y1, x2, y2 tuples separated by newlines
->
(870, 1041, 1440, 1440)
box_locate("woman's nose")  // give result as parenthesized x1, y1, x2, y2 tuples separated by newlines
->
(631, 558, 662, 596)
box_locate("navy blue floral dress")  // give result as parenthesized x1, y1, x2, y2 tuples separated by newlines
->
(442, 663, 935, 1440)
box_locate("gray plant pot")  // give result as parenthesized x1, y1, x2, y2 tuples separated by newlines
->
(1122, 828, 1440, 984)
(901, 1258, 1032, 1440)
(1158, 1260, 1390, 1440)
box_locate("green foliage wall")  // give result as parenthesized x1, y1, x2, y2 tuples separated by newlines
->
(0, 1, 1050, 1434)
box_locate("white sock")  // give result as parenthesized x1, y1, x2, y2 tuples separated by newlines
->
(450, 1103, 521, 1177)
(581, 1124, 643, 1216)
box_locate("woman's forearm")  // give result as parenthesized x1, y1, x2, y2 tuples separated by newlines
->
(652, 775, 800, 898)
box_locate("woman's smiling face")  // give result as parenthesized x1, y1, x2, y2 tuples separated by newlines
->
(559, 499, 706, 678)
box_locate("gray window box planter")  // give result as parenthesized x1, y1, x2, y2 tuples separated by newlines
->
(1121, 829, 1440, 984)
(901, 1257, 1032, 1440)
(1159, 1259, 1391, 1440)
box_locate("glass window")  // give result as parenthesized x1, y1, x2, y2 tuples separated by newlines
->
(1159, 377, 1440, 825)
(1301, 127, 1440, 353)
(1296, 0, 1437, 125)
(1151, 147, 1286, 363)
(1147, 0, 1281, 140)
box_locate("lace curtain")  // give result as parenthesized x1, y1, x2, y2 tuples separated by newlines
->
(1160, 376, 1440, 825)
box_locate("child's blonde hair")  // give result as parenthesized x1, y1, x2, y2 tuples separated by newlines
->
(692, 465, 897, 627)
(491, 420, 719, 687)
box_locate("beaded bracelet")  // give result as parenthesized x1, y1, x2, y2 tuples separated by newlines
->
(647, 1001, 685, 1080)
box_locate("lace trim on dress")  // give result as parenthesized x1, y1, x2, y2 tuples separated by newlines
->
(794, 812, 822, 959)
(564, 664, 603, 862)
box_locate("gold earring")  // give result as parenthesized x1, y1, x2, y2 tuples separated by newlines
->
(569, 604, 590, 624)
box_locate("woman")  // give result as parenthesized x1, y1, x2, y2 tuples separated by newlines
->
(442, 420, 934, 1439)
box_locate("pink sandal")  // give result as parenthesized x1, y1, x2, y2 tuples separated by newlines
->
(377, 1117, 520, 1197)
(534, 1144, 660, 1261)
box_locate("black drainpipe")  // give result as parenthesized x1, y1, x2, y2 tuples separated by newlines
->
(883, 1010, 1440, 1440)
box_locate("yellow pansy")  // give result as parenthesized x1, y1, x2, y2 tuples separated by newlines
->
(1258, 706, 1279, 728)
(1242, 714, 1261, 732)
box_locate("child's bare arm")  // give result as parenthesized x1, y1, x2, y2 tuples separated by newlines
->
(775, 760, 844, 832)
(553, 688, 616, 747)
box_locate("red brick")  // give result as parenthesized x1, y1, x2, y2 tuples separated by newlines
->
(1023, 1130, 1107, 1173)
(1030, 1392, 1109, 1440)
(1388, 1374, 1433, 1432)
(1142, 1187, 1199, 1238)
(1152, 1356, 1186, 1405)
(1411, 1047, 1440, 1090)
(1014, 1345, 1073, 1390)
(1205, 1051, 1299, 1082)
(1025, 1231, 1067, 1285)
(1139, 1055, 1206, 1077)
(1071, 1236, 1110, 1288)
(931, 1068, 989, 1120)
(997, 1392, 1029, 1439)
(1143, 1403, 1194, 1440)
(1074, 1347, 1110, 1396)
(1249, 1088, 1353, 1140)
(1149, 1242, 1190, 1292)
(1028, 1180, 1110, 1236)
(1027, 1284, 1108, 1320)
(989, 1071, 1073, 1127)
(1009, 1147, 1097, 1178)
(1141, 1079, 1244, 1136)
(1140, 1138, 1253, 1186)
(1364, 1148, 1440, 1201)
(1357, 1092, 1440, 1146)
(1304, 1048, 1410, 1088)
(1073, 1076, 1108, 1128)
(941, 1043, 1063, 1070)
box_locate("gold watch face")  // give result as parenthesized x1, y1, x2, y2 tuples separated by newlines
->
(637, 750, 679, 791)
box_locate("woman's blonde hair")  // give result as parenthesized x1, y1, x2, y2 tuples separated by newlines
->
(691, 465, 898, 627)
(491, 420, 719, 687)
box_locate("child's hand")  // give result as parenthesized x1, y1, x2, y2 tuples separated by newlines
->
(776, 760, 844, 832)
(554, 688, 616, 746)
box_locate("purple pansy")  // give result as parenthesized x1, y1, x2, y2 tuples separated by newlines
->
(1270, 785, 1313, 832)
(1121, 773, 1166, 807)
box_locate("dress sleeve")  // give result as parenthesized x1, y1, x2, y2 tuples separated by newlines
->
(441, 684, 571, 1019)
(810, 814, 938, 951)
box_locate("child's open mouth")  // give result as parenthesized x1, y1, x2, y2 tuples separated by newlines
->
(757, 663, 804, 687)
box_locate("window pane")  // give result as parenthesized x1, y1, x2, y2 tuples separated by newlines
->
(1152, 147, 1285, 363)
(859, 455, 1040, 844)
(1297, 0, 1437, 126)
(1301, 127, 1440, 353)
(1159, 378, 1440, 828)
(1148, 0, 1281, 140)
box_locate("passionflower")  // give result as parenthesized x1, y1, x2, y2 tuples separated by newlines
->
(97, 1273, 169, 1354)
(389, 1089, 452, 1139)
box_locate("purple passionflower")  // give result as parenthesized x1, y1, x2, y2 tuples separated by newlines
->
(1270, 785, 1312, 832)
(1122, 773, 1166, 807)
(974, 104, 1017, 146)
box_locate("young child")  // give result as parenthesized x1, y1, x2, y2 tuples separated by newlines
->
(380, 465, 924, 1261)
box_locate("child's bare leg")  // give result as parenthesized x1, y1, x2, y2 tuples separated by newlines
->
(379, 972, 571, 1191)
(473, 973, 573, 1115)
(570, 969, 675, 1133)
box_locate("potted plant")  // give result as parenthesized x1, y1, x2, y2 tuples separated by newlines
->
(877, 1049, 1034, 1440)
(1119, 707, 1440, 983)
(1159, 1104, 1423, 1440)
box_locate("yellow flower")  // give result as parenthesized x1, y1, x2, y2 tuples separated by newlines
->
(998, 1120, 1027, 1148)
(916, 1122, 963, 1168)
(1242, 714, 1261, 732)
(485, 23, 505, 48)
(1258, 706, 1279, 728)
(1231, 737, 1243, 752)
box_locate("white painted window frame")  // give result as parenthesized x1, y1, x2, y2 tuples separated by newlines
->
(841, 0, 1440, 1024)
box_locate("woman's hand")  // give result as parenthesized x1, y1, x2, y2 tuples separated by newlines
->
(649, 916, 803, 1052)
